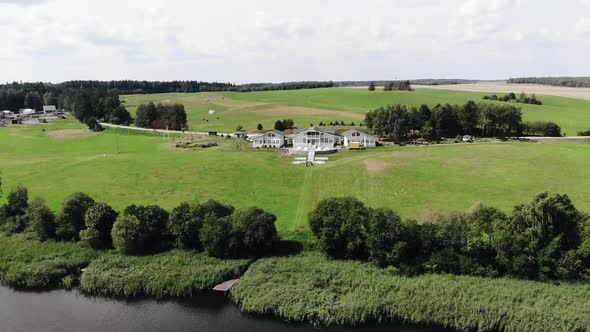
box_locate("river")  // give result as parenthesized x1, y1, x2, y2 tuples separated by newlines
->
(0, 287, 448, 332)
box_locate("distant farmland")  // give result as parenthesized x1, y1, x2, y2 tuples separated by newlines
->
(122, 87, 590, 135)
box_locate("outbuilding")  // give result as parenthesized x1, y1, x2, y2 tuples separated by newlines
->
(43, 105, 57, 113)
(341, 129, 377, 148)
(234, 131, 247, 139)
(208, 110, 216, 115)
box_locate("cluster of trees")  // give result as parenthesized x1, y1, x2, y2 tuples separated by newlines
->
(338, 79, 477, 87)
(384, 80, 412, 91)
(523, 121, 562, 137)
(135, 102, 187, 131)
(0, 186, 279, 259)
(273, 119, 295, 131)
(54, 81, 235, 94)
(318, 121, 358, 127)
(234, 81, 334, 92)
(365, 101, 525, 142)
(309, 194, 590, 281)
(508, 77, 590, 88)
(483, 92, 542, 105)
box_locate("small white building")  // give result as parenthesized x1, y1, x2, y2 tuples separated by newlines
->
(251, 130, 285, 148)
(208, 110, 216, 115)
(43, 105, 57, 113)
(342, 129, 378, 148)
(292, 127, 340, 152)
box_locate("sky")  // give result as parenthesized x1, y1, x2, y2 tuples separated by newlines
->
(0, 0, 589, 83)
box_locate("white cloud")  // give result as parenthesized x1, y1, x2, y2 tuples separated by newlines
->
(0, 0, 588, 82)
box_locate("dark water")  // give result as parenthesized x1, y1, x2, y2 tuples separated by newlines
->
(0, 287, 446, 332)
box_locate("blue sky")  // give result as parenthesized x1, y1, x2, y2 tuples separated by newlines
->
(0, 0, 589, 83)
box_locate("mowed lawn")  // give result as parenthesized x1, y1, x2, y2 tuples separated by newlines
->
(1, 120, 589, 236)
(122, 88, 590, 136)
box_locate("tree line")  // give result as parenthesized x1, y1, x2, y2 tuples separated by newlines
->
(135, 102, 188, 131)
(336, 79, 478, 87)
(508, 77, 590, 88)
(483, 92, 542, 105)
(0, 186, 279, 259)
(233, 81, 334, 92)
(309, 194, 590, 281)
(383, 80, 412, 91)
(364, 101, 561, 142)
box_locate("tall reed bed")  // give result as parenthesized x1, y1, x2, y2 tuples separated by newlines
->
(0, 233, 98, 288)
(232, 252, 590, 331)
(80, 250, 250, 298)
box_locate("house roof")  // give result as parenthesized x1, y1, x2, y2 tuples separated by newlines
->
(43, 105, 57, 111)
(342, 129, 376, 138)
(294, 127, 339, 135)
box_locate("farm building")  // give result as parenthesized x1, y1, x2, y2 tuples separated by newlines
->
(234, 131, 247, 139)
(292, 127, 340, 152)
(43, 105, 57, 113)
(19, 109, 35, 116)
(208, 110, 216, 115)
(342, 129, 377, 148)
(251, 130, 285, 148)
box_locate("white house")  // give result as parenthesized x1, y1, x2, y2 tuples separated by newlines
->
(251, 130, 285, 148)
(292, 127, 340, 152)
(342, 129, 378, 148)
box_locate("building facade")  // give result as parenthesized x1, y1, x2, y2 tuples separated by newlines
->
(342, 129, 378, 148)
(292, 127, 340, 152)
(251, 130, 285, 148)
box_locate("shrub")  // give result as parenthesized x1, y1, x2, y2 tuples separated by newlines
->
(367, 208, 405, 267)
(0, 186, 30, 234)
(200, 215, 236, 258)
(169, 200, 234, 250)
(233, 207, 278, 257)
(55, 192, 95, 241)
(123, 204, 170, 253)
(79, 202, 118, 249)
(309, 197, 370, 260)
(85, 117, 103, 132)
(577, 130, 590, 136)
(111, 214, 142, 255)
(26, 198, 56, 241)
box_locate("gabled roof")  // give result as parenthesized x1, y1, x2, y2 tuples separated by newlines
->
(342, 129, 375, 136)
(294, 127, 339, 135)
(43, 105, 57, 111)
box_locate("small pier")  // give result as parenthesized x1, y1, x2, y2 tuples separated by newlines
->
(212, 279, 240, 292)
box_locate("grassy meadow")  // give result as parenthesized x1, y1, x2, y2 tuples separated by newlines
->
(122, 88, 590, 135)
(1, 119, 589, 235)
(232, 253, 590, 331)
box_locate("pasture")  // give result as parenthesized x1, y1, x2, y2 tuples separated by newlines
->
(1, 119, 589, 236)
(122, 88, 590, 136)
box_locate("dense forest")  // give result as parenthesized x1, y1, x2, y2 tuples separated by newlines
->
(508, 77, 590, 88)
(233, 81, 334, 92)
(135, 102, 187, 131)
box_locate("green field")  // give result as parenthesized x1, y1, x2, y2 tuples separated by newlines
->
(1, 118, 589, 235)
(122, 88, 590, 135)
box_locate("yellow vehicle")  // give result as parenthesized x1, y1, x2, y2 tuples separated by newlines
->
(349, 142, 365, 150)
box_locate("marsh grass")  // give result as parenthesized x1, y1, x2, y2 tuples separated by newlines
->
(0, 233, 98, 288)
(80, 250, 251, 298)
(231, 252, 590, 332)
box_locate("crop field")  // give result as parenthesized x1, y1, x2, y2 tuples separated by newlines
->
(1, 118, 589, 236)
(122, 88, 590, 135)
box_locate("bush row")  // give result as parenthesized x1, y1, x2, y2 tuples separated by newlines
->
(309, 193, 590, 281)
(0, 187, 279, 259)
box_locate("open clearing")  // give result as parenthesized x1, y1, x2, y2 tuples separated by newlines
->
(122, 87, 590, 135)
(414, 82, 590, 100)
(47, 129, 96, 140)
(1, 119, 589, 237)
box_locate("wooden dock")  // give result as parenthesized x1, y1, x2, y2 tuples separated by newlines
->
(212, 279, 240, 292)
